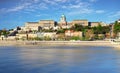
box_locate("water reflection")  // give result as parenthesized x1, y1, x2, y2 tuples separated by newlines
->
(0, 46, 120, 73)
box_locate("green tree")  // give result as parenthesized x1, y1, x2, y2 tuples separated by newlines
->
(92, 24, 105, 34)
(114, 21, 120, 34)
(1, 29, 9, 37)
(97, 24, 103, 34)
(71, 24, 84, 31)
(0, 30, 2, 36)
(56, 29, 65, 34)
(102, 26, 111, 34)
(70, 36, 81, 40)
(91, 24, 110, 40)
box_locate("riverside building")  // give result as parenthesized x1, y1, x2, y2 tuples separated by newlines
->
(23, 14, 106, 31)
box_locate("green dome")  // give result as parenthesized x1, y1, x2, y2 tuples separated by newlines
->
(61, 14, 65, 17)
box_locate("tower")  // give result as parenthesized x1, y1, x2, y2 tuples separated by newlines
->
(60, 14, 66, 22)
(60, 14, 67, 26)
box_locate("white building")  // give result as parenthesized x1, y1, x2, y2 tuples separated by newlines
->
(37, 32, 56, 38)
(118, 32, 120, 39)
(117, 19, 120, 23)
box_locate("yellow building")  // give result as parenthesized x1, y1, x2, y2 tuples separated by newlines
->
(39, 20, 55, 29)
(25, 22, 39, 31)
(90, 22, 100, 27)
(65, 30, 82, 37)
(24, 20, 55, 31)
(23, 15, 107, 31)
(72, 20, 88, 26)
(90, 22, 107, 27)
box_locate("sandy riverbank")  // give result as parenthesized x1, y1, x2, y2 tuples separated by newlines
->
(0, 40, 115, 47)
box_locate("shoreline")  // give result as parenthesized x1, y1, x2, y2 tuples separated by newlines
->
(0, 40, 116, 47)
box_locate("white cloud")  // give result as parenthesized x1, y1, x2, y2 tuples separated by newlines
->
(95, 10, 105, 13)
(43, 0, 57, 5)
(36, 14, 42, 17)
(0, 0, 48, 13)
(33, 0, 39, 3)
(66, 9, 105, 16)
(0, 0, 104, 16)
(54, 0, 68, 3)
(0, 0, 90, 13)
(108, 11, 120, 17)
(67, 9, 93, 15)
(38, 3, 48, 9)
(89, 0, 97, 2)
(112, 11, 120, 17)
(62, 2, 89, 9)
(7, 3, 31, 12)
(0, 2, 32, 13)
(69, 3, 86, 8)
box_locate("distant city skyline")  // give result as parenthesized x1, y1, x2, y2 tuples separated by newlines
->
(0, 0, 120, 29)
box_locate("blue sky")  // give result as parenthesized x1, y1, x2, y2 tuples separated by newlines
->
(0, 0, 120, 29)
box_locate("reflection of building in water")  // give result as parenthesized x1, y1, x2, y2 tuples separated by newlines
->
(17, 47, 95, 68)
(19, 48, 58, 61)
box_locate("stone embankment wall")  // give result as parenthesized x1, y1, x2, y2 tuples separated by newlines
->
(0, 40, 112, 47)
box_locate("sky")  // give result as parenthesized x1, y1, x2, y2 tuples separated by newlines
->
(0, 0, 120, 29)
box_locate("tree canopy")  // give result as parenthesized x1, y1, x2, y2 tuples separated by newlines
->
(114, 21, 120, 34)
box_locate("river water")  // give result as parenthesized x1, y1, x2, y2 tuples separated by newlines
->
(0, 46, 120, 73)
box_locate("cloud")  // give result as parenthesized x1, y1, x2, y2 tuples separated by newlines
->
(69, 3, 88, 8)
(62, 1, 89, 9)
(95, 10, 105, 13)
(0, 0, 104, 16)
(104, 11, 120, 23)
(43, 0, 57, 5)
(67, 9, 93, 15)
(7, 3, 31, 12)
(108, 11, 120, 18)
(66, 9, 105, 16)
(0, 0, 90, 13)
(112, 11, 120, 17)
(89, 0, 97, 2)
(36, 14, 42, 17)
(33, 0, 39, 3)
(0, 0, 48, 13)
(38, 3, 48, 9)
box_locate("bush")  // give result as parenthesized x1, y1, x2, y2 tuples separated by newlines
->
(44, 36, 52, 41)
(34, 37, 43, 41)
(57, 29, 65, 34)
(70, 36, 81, 40)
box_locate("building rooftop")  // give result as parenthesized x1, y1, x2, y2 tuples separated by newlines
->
(26, 22, 39, 24)
(90, 22, 100, 23)
(40, 20, 54, 21)
(73, 19, 88, 21)
(61, 14, 66, 18)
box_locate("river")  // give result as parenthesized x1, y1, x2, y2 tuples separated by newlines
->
(0, 46, 119, 73)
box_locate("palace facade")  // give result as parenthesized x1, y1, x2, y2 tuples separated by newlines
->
(22, 14, 106, 31)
